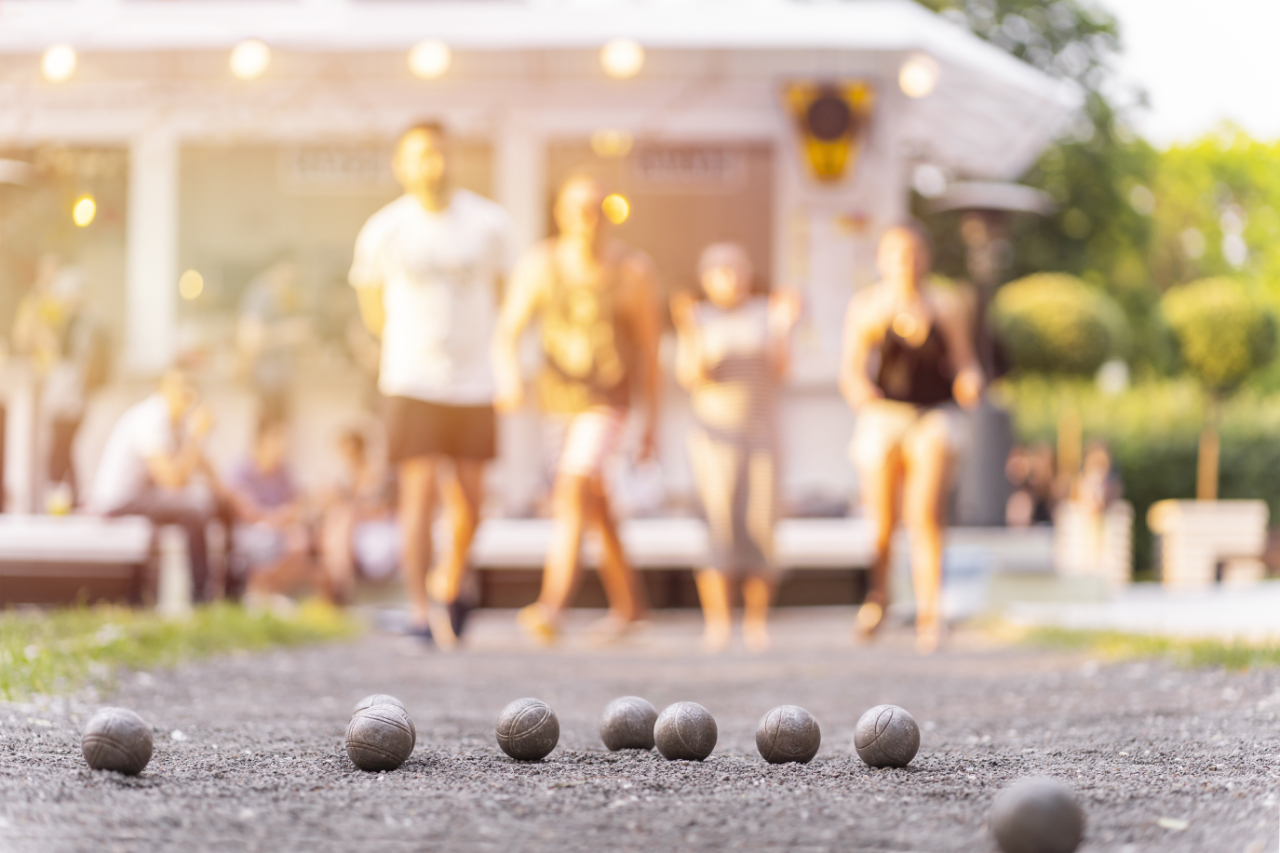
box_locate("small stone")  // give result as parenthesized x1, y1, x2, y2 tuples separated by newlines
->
(755, 705, 821, 764)
(495, 698, 560, 761)
(82, 707, 153, 775)
(654, 701, 717, 761)
(990, 777, 1085, 853)
(346, 703, 415, 771)
(351, 694, 415, 749)
(599, 696, 658, 751)
(854, 704, 920, 768)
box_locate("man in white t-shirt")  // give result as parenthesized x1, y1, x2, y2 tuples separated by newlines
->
(350, 121, 515, 647)
(90, 368, 221, 602)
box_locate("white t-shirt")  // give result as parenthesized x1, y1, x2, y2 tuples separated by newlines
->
(89, 394, 176, 512)
(349, 189, 515, 405)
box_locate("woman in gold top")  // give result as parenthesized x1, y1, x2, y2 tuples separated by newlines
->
(493, 174, 662, 644)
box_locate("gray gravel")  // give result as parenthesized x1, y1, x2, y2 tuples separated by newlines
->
(1, 607, 1277, 853)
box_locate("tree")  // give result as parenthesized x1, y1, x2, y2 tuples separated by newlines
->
(990, 273, 1129, 376)
(1161, 277, 1277, 499)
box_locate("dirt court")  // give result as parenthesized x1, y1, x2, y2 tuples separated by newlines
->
(0, 607, 1277, 853)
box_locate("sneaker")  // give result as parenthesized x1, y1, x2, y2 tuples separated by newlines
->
(404, 623, 435, 646)
(448, 596, 476, 641)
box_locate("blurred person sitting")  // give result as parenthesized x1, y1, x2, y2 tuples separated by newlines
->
(350, 121, 515, 647)
(494, 173, 661, 646)
(236, 255, 311, 422)
(88, 368, 223, 603)
(223, 417, 330, 606)
(840, 224, 983, 654)
(1005, 443, 1057, 527)
(319, 429, 399, 604)
(671, 243, 800, 654)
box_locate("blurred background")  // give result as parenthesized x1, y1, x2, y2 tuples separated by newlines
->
(1, 0, 1278, 624)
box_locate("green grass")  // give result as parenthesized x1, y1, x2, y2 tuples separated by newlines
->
(1023, 625, 1280, 670)
(0, 602, 359, 701)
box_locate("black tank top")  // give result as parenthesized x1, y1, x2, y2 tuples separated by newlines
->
(875, 322, 955, 406)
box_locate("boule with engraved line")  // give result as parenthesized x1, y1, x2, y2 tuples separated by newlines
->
(82, 707, 154, 775)
(654, 701, 717, 761)
(495, 698, 560, 761)
(346, 702, 415, 771)
(755, 704, 821, 764)
(854, 704, 920, 768)
(599, 696, 658, 751)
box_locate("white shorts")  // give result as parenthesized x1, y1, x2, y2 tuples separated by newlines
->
(849, 400, 969, 472)
(557, 407, 628, 478)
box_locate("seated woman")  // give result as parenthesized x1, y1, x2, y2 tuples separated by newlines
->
(840, 224, 983, 654)
(671, 243, 800, 653)
(318, 429, 399, 605)
(224, 417, 329, 605)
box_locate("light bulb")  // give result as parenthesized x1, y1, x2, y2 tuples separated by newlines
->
(600, 39, 644, 80)
(409, 40, 451, 80)
(72, 195, 96, 227)
(230, 40, 271, 81)
(42, 45, 77, 83)
(899, 54, 940, 99)
(602, 194, 630, 225)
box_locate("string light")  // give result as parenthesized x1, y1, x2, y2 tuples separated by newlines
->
(230, 40, 271, 81)
(602, 194, 631, 225)
(409, 40, 451, 79)
(42, 45, 77, 83)
(899, 54, 940, 99)
(600, 39, 645, 80)
(72, 195, 96, 227)
(178, 270, 204, 301)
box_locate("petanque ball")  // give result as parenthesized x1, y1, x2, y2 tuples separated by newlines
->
(351, 694, 415, 749)
(599, 696, 658, 751)
(990, 777, 1085, 853)
(346, 703, 415, 771)
(654, 701, 717, 761)
(755, 705, 821, 764)
(495, 698, 560, 761)
(82, 707, 153, 775)
(854, 704, 920, 768)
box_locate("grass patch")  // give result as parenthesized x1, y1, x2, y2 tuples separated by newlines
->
(1021, 625, 1280, 670)
(0, 602, 359, 701)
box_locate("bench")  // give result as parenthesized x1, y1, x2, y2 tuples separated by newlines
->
(0, 515, 152, 606)
(1147, 499, 1269, 589)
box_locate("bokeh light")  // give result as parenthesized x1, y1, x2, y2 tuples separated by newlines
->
(899, 54, 940, 99)
(178, 269, 205, 301)
(72, 195, 96, 227)
(408, 40, 451, 80)
(600, 39, 645, 80)
(590, 129, 634, 158)
(42, 45, 77, 83)
(602, 194, 630, 225)
(230, 40, 271, 81)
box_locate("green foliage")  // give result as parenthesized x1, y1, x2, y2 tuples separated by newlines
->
(1161, 277, 1277, 392)
(1000, 377, 1280, 569)
(1023, 625, 1280, 670)
(0, 601, 358, 700)
(990, 273, 1129, 375)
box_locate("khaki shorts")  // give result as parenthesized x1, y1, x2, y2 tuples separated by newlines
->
(849, 400, 969, 471)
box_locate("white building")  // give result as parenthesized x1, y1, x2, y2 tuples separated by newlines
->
(0, 0, 1076, 516)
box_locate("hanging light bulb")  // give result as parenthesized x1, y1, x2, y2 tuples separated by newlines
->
(42, 45, 77, 83)
(230, 40, 271, 81)
(409, 40, 452, 80)
(602, 194, 631, 225)
(899, 54, 940, 99)
(72, 195, 96, 227)
(600, 39, 645, 80)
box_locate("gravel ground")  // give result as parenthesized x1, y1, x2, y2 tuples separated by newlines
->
(1, 607, 1277, 853)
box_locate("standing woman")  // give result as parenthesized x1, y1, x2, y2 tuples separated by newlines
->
(840, 224, 983, 654)
(672, 244, 800, 653)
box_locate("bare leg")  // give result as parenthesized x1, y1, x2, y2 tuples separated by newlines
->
(429, 458, 485, 606)
(856, 448, 901, 638)
(398, 456, 439, 631)
(517, 473, 589, 644)
(586, 477, 648, 624)
(695, 570, 732, 653)
(320, 503, 357, 605)
(903, 431, 954, 654)
(742, 575, 774, 653)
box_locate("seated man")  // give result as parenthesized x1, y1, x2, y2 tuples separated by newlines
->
(224, 417, 328, 605)
(89, 368, 222, 603)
